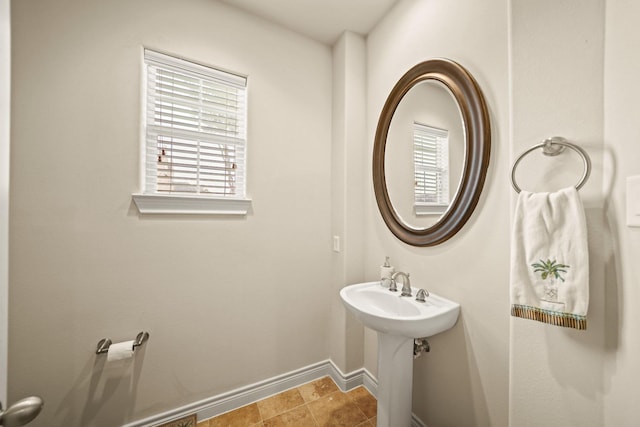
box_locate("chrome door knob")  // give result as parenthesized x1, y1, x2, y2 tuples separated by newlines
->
(0, 396, 44, 426)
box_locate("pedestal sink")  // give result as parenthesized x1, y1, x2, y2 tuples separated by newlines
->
(340, 281, 460, 427)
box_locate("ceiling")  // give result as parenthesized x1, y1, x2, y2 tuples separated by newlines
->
(218, 0, 401, 45)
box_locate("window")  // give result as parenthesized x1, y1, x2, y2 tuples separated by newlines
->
(133, 49, 251, 214)
(413, 122, 449, 215)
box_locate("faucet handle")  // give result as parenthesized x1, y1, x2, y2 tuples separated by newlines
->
(388, 278, 398, 292)
(415, 289, 429, 302)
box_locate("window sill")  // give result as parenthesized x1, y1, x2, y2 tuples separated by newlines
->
(132, 193, 252, 215)
(414, 204, 448, 216)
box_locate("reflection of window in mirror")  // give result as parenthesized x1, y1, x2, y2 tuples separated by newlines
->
(413, 122, 449, 215)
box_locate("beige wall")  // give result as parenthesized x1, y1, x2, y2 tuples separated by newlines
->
(509, 0, 607, 425)
(603, 0, 640, 423)
(365, 0, 511, 425)
(9, 0, 332, 425)
(1, 0, 9, 406)
(509, 1, 640, 425)
(330, 32, 367, 374)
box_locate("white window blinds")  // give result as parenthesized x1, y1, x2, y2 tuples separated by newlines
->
(413, 122, 450, 209)
(144, 49, 247, 198)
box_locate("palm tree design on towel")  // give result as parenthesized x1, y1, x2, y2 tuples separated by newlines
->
(531, 259, 569, 302)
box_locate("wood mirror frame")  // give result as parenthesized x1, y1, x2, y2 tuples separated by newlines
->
(373, 58, 491, 246)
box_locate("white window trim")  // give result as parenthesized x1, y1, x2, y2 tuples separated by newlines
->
(132, 193, 252, 215)
(132, 49, 252, 215)
(414, 203, 448, 216)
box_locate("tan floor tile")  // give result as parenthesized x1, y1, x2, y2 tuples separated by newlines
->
(257, 388, 306, 420)
(209, 403, 261, 427)
(346, 387, 377, 419)
(307, 391, 368, 426)
(159, 414, 197, 427)
(263, 405, 317, 427)
(199, 378, 377, 427)
(345, 386, 371, 400)
(298, 376, 339, 403)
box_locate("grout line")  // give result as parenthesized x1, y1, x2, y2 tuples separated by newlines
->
(306, 401, 320, 427)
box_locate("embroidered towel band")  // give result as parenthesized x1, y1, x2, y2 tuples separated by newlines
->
(510, 186, 589, 330)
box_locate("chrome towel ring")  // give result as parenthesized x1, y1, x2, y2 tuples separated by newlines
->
(511, 136, 591, 193)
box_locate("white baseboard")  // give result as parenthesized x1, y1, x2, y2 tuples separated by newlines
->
(123, 359, 426, 427)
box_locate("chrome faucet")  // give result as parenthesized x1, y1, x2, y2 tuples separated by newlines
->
(391, 271, 412, 297)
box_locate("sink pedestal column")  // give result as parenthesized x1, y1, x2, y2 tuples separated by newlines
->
(376, 332, 413, 427)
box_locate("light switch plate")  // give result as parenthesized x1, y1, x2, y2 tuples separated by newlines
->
(332, 235, 341, 252)
(626, 176, 640, 227)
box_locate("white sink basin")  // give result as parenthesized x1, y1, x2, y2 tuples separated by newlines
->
(340, 281, 460, 338)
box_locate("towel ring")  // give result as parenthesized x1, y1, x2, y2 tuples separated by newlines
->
(511, 137, 591, 193)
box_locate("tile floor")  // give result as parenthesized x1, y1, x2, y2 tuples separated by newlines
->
(196, 376, 377, 427)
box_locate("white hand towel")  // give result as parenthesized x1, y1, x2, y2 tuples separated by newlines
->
(510, 186, 589, 330)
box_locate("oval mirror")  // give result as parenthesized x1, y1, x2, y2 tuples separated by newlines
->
(384, 79, 465, 229)
(373, 59, 490, 246)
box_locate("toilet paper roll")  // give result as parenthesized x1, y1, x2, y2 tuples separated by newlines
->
(107, 340, 135, 362)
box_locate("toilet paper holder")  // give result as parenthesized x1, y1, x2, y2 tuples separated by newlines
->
(96, 331, 150, 355)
